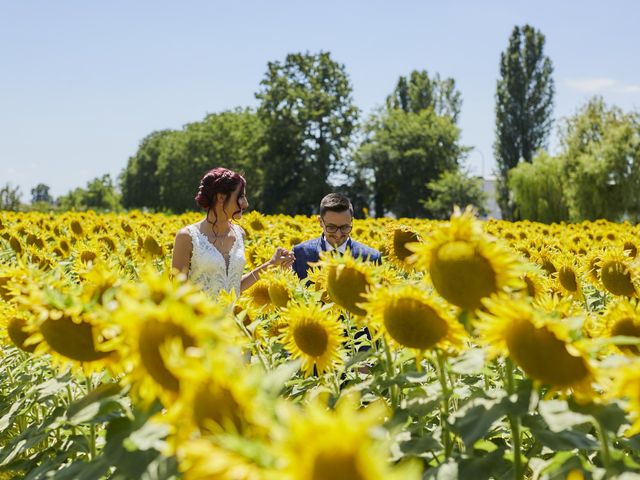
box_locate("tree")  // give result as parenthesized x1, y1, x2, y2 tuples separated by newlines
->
(422, 169, 487, 219)
(120, 130, 174, 210)
(256, 51, 358, 214)
(155, 109, 265, 212)
(559, 97, 640, 221)
(30, 183, 53, 204)
(386, 70, 462, 123)
(357, 108, 466, 217)
(85, 174, 120, 211)
(56, 188, 86, 211)
(120, 109, 264, 213)
(494, 24, 554, 219)
(0, 183, 22, 211)
(57, 175, 121, 211)
(508, 151, 569, 223)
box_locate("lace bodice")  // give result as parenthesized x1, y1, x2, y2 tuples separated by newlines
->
(187, 224, 246, 297)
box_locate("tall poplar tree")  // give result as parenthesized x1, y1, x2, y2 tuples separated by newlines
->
(256, 52, 358, 214)
(494, 25, 554, 219)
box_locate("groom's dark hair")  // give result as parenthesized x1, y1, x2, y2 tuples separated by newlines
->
(320, 193, 353, 217)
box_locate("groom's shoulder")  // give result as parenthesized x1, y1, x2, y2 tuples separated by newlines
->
(293, 237, 321, 253)
(350, 239, 378, 254)
(350, 239, 381, 259)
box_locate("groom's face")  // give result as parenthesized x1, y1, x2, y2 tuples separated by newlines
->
(318, 210, 353, 248)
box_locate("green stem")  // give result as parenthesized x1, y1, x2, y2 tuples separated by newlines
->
(382, 337, 399, 410)
(435, 349, 452, 458)
(84, 377, 97, 461)
(233, 313, 269, 371)
(345, 312, 356, 358)
(505, 359, 523, 480)
(332, 370, 342, 398)
(595, 418, 612, 471)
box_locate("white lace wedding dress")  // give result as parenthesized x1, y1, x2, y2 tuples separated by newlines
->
(186, 224, 246, 297)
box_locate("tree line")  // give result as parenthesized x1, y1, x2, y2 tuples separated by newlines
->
(4, 25, 640, 222)
(118, 54, 479, 218)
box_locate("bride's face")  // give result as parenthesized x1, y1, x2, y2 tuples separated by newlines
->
(224, 183, 249, 220)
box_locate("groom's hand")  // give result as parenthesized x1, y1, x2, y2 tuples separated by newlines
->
(270, 247, 295, 269)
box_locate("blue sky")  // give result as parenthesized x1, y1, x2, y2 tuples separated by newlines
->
(1, 0, 639, 200)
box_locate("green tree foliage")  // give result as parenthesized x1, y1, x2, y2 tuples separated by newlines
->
(56, 188, 85, 211)
(386, 70, 462, 123)
(119, 109, 264, 213)
(57, 175, 121, 211)
(155, 109, 264, 213)
(508, 151, 569, 223)
(422, 169, 487, 219)
(357, 108, 465, 217)
(0, 183, 22, 211)
(494, 24, 554, 220)
(560, 97, 640, 221)
(256, 51, 358, 214)
(120, 130, 173, 210)
(30, 183, 53, 204)
(85, 174, 121, 211)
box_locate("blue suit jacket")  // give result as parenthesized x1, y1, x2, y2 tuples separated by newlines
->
(292, 236, 382, 280)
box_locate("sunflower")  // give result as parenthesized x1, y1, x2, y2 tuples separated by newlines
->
(165, 349, 267, 443)
(621, 235, 639, 259)
(0, 297, 29, 351)
(261, 268, 299, 310)
(142, 234, 164, 258)
(177, 439, 265, 480)
(245, 280, 274, 312)
(552, 253, 585, 301)
(533, 294, 585, 321)
(305, 266, 332, 304)
(597, 252, 639, 297)
(478, 296, 595, 398)
(280, 397, 419, 480)
(4, 307, 40, 353)
(363, 284, 465, 354)
(583, 249, 605, 286)
(530, 245, 559, 277)
(602, 299, 640, 355)
(315, 251, 376, 317)
(77, 260, 122, 305)
(516, 268, 550, 301)
(408, 208, 523, 312)
(280, 302, 344, 377)
(385, 224, 421, 268)
(610, 360, 640, 436)
(114, 278, 233, 405)
(26, 297, 118, 374)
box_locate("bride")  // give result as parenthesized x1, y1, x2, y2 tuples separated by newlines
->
(171, 167, 294, 296)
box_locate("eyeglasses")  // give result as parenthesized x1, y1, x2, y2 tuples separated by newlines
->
(322, 222, 352, 234)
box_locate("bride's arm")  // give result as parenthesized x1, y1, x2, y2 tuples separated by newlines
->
(171, 228, 192, 277)
(240, 259, 275, 292)
(240, 247, 295, 292)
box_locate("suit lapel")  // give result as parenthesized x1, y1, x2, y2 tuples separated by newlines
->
(319, 236, 354, 257)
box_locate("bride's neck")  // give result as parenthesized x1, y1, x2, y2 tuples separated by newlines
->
(207, 218, 231, 236)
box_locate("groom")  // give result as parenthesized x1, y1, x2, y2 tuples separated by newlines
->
(292, 193, 381, 280)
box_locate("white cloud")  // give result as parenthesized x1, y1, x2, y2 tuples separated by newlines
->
(615, 84, 640, 94)
(565, 78, 640, 95)
(564, 78, 616, 93)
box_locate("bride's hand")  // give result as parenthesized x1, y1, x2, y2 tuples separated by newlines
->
(270, 247, 295, 269)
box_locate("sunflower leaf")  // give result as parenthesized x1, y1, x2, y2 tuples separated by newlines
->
(450, 347, 486, 375)
(450, 396, 510, 449)
(538, 399, 591, 432)
(529, 427, 599, 451)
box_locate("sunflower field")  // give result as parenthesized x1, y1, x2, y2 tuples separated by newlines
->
(1, 209, 640, 479)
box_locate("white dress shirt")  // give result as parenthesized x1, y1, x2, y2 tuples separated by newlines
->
(322, 235, 351, 254)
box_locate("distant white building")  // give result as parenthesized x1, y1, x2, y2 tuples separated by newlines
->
(480, 176, 501, 219)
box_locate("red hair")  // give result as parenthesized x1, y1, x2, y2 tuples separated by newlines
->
(195, 168, 246, 223)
